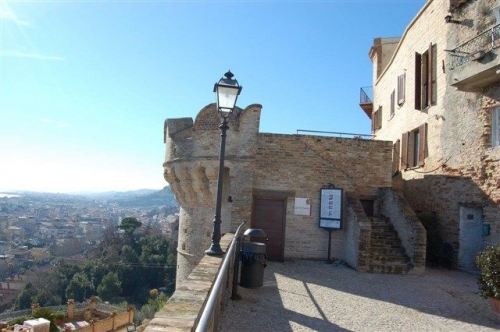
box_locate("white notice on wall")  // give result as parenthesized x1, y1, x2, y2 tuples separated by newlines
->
(294, 197, 311, 216)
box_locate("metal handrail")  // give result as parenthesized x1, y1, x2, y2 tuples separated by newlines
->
(360, 86, 372, 104)
(449, 23, 500, 69)
(195, 222, 245, 332)
(296, 129, 374, 139)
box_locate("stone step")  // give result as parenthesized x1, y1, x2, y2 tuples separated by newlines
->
(370, 239, 401, 248)
(370, 234, 401, 241)
(368, 216, 411, 274)
(370, 256, 409, 265)
(370, 247, 407, 256)
(368, 263, 411, 274)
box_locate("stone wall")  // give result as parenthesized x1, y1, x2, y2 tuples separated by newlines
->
(253, 134, 392, 260)
(145, 233, 234, 332)
(343, 195, 371, 271)
(164, 103, 394, 285)
(377, 188, 427, 273)
(367, 0, 500, 268)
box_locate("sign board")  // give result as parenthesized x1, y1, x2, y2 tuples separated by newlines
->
(319, 187, 343, 230)
(294, 197, 311, 216)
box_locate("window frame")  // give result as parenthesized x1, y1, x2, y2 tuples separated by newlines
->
(401, 123, 427, 170)
(492, 108, 500, 147)
(415, 43, 437, 111)
(390, 90, 395, 118)
(397, 73, 406, 105)
(372, 106, 382, 132)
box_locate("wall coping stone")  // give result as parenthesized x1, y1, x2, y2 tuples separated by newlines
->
(144, 233, 233, 332)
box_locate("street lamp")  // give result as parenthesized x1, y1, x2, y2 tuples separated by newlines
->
(205, 70, 242, 256)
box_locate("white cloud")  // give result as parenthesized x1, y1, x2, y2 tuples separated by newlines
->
(0, 50, 64, 61)
(0, 1, 30, 26)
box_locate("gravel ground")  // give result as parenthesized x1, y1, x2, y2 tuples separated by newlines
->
(218, 260, 500, 332)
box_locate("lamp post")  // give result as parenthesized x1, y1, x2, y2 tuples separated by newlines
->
(205, 70, 242, 256)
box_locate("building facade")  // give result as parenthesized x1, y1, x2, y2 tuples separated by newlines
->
(164, 103, 426, 284)
(362, 0, 500, 270)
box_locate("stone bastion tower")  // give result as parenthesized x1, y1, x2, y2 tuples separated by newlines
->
(163, 103, 261, 285)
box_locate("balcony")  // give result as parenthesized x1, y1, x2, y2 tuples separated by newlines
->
(359, 86, 373, 118)
(449, 24, 500, 91)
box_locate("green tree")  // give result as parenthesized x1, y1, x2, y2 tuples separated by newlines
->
(97, 272, 122, 302)
(14, 282, 37, 310)
(117, 217, 142, 236)
(32, 289, 62, 307)
(65, 272, 94, 302)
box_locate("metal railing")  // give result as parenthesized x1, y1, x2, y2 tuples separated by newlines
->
(360, 87, 373, 104)
(296, 129, 374, 139)
(195, 222, 245, 332)
(449, 23, 500, 69)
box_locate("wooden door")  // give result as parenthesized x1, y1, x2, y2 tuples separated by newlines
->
(252, 198, 285, 261)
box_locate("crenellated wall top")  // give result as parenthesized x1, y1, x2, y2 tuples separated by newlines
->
(164, 103, 262, 143)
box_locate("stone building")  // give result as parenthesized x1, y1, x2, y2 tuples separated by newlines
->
(361, 0, 500, 270)
(164, 103, 426, 285)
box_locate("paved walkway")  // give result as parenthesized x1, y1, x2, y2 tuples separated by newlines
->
(219, 260, 500, 331)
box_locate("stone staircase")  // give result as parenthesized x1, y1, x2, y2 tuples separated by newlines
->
(369, 216, 411, 274)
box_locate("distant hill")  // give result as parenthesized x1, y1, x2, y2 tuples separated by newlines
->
(3, 187, 179, 210)
(105, 186, 179, 209)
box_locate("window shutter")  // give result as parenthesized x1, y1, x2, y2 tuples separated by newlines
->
(408, 130, 415, 167)
(390, 90, 395, 117)
(401, 132, 409, 170)
(398, 73, 405, 105)
(421, 52, 429, 109)
(371, 109, 377, 133)
(378, 106, 382, 129)
(418, 123, 427, 166)
(430, 44, 437, 106)
(415, 52, 422, 110)
(392, 139, 400, 174)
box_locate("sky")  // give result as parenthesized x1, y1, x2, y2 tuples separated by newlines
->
(0, 0, 426, 193)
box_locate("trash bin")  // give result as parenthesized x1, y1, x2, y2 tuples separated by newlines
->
(239, 241, 267, 288)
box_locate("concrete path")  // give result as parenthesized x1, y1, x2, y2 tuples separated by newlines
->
(219, 260, 500, 331)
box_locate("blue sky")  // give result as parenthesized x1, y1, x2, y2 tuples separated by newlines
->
(0, 0, 425, 193)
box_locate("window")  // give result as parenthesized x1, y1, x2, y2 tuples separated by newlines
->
(397, 73, 405, 105)
(390, 90, 395, 117)
(415, 44, 437, 110)
(493, 108, 500, 147)
(392, 139, 400, 174)
(372, 106, 382, 132)
(401, 123, 427, 169)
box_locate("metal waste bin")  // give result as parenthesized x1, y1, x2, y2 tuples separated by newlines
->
(239, 228, 267, 288)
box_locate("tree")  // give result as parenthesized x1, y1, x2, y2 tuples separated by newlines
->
(14, 282, 37, 310)
(65, 272, 94, 302)
(117, 217, 142, 236)
(32, 289, 62, 307)
(97, 272, 122, 302)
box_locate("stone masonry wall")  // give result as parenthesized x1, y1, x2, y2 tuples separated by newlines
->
(164, 104, 261, 284)
(344, 195, 371, 271)
(369, 0, 500, 266)
(253, 134, 392, 260)
(377, 187, 427, 273)
(165, 103, 394, 283)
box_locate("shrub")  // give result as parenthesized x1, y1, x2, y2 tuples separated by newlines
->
(476, 244, 500, 299)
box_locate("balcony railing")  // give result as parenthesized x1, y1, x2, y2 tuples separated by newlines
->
(449, 23, 500, 69)
(360, 86, 373, 104)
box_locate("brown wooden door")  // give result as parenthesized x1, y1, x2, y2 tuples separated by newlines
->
(252, 198, 285, 261)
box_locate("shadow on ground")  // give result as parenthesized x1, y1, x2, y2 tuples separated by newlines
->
(219, 260, 500, 331)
